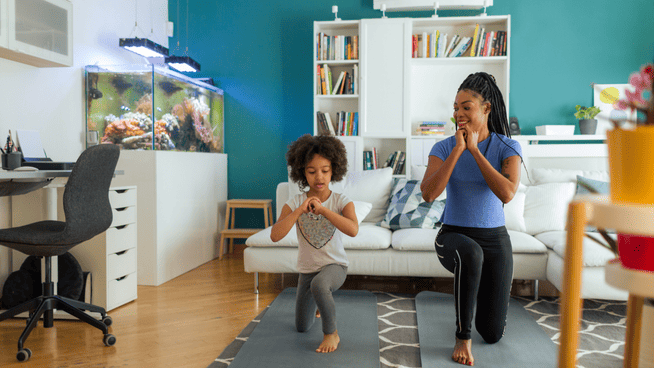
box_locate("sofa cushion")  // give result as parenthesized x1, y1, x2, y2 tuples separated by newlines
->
(391, 228, 440, 251)
(380, 179, 445, 230)
(532, 168, 609, 185)
(575, 175, 612, 232)
(343, 223, 392, 250)
(342, 168, 394, 223)
(352, 201, 373, 224)
(576, 175, 609, 195)
(504, 191, 526, 232)
(508, 230, 548, 253)
(524, 182, 576, 235)
(246, 226, 298, 247)
(535, 231, 617, 267)
(411, 165, 446, 200)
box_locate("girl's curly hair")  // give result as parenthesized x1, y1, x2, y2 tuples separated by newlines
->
(286, 134, 348, 191)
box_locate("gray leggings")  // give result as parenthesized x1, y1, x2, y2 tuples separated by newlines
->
(295, 264, 347, 335)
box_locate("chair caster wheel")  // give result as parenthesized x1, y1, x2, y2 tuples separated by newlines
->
(16, 348, 31, 362)
(103, 334, 116, 346)
(102, 316, 113, 326)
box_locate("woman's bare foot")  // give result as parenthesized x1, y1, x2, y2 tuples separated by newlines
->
(316, 331, 340, 353)
(452, 337, 474, 366)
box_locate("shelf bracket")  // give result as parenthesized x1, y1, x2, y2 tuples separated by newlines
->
(432, 2, 439, 18)
(380, 3, 388, 18)
(332, 5, 341, 21)
(480, 0, 489, 16)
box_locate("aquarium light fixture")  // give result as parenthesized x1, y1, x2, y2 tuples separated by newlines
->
(119, 37, 169, 58)
(166, 55, 201, 72)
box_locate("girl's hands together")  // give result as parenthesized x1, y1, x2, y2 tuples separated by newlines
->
(304, 196, 324, 216)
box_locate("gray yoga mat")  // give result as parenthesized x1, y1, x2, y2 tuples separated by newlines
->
(416, 291, 558, 368)
(228, 287, 379, 368)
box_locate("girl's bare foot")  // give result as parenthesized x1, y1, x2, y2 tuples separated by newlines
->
(316, 310, 321, 318)
(316, 331, 340, 353)
(452, 337, 474, 366)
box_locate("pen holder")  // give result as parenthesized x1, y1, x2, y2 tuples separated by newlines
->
(2, 152, 22, 170)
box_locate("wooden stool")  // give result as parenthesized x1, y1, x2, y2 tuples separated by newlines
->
(219, 199, 273, 260)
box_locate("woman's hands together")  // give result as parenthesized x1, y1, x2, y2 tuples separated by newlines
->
(454, 125, 480, 153)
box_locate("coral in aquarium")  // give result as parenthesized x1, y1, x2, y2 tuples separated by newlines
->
(171, 97, 220, 152)
(101, 107, 177, 150)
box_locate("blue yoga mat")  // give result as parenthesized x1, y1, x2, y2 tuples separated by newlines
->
(228, 287, 380, 368)
(416, 291, 557, 368)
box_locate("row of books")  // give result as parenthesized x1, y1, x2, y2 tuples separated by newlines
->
(317, 64, 358, 95)
(316, 111, 358, 136)
(411, 25, 507, 58)
(363, 148, 379, 170)
(383, 151, 406, 175)
(417, 121, 447, 135)
(316, 33, 359, 61)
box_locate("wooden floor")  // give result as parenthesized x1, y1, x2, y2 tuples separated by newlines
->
(0, 248, 282, 368)
(0, 245, 551, 367)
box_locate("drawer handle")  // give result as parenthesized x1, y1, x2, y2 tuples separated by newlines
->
(115, 250, 128, 256)
(115, 225, 128, 230)
(115, 189, 128, 194)
(116, 275, 127, 281)
(115, 207, 128, 212)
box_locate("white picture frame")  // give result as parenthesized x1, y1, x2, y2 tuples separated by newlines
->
(593, 83, 636, 136)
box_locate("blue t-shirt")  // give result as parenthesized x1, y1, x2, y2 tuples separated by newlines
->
(429, 133, 522, 228)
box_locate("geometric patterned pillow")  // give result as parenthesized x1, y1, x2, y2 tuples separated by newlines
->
(380, 179, 445, 230)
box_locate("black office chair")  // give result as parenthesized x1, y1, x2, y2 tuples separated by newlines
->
(0, 144, 120, 362)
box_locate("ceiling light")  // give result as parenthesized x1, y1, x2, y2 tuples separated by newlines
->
(165, 55, 201, 72)
(119, 37, 169, 58)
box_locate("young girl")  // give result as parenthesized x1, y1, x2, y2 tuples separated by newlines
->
(270, 134, 359, 353)
(421, 72, 523, 366)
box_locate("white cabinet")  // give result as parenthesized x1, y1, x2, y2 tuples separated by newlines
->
(360, 18, 409, 138)
(0, 0, 73, 67)
(314, 15, 510, 179)
(70, 186, 138, 311)
(109, 151, 229, 286)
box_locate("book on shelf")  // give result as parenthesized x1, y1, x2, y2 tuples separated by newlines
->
(332, 71, 346, 95)
(449, 37, 471, 57)
(372, 147, 378, 169)
(353, 64, 358, 95)
(444, 34, 460, 57)
(475, 27, 485, 57)
(469, 24, 480, 57)
(394, 152, 406, 175)
(363, 151, 373, 170)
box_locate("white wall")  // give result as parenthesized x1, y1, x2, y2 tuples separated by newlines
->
(0, 0, 169, 291)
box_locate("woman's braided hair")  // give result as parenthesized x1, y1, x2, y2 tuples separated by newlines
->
(457, 72, 511, 138)
(286, 134, 348, 191)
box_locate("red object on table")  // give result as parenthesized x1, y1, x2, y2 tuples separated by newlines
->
(618, 234, 654, 272)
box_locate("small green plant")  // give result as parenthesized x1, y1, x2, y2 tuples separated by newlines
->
(574, 105, 601, 120)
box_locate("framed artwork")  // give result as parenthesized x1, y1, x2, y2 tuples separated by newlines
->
(593, 84, 636, 135)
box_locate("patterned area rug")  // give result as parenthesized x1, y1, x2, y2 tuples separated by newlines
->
(208, 293, 626, 368)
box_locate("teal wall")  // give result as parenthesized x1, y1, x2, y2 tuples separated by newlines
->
(169, 0, 653, 226)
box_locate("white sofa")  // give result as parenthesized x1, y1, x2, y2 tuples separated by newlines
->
(245, 143, 627, 301)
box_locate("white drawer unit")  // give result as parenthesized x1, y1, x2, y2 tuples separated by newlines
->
(70, 186, 138, 311)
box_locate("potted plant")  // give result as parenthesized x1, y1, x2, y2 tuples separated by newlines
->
(573, 105, 601, 134)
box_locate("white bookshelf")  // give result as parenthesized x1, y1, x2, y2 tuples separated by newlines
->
(314, 15, 511, 178)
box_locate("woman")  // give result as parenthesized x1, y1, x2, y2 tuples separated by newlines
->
(421, 72, 523, 366)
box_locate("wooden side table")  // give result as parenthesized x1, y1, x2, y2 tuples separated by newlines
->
(219, 199, 273, 260)
(560, 194, 654, 368)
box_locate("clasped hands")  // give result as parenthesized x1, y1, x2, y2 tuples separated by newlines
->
(455, 125, 481, 153)
(302, 196, 325, 217)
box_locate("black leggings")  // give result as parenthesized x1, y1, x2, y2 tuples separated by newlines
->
(435, 224, 513, 342)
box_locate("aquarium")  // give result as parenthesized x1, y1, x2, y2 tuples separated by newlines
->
(85, 64, 224, 152)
